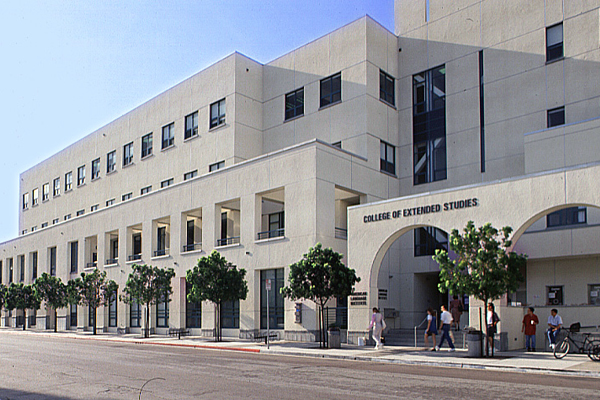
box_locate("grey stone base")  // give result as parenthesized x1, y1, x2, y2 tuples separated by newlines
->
(284, 330, 318, 342)
(348, 330, 370, 345)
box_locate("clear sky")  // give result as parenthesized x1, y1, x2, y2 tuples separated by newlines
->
(0, 0, 394, 243)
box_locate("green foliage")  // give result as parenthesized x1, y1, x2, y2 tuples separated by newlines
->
(69, 269, 118, 335)
(0, 283, 6, 310)
(34, 273, 68, 310)
(5, 283, 40, 312)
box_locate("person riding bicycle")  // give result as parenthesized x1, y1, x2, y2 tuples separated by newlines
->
(547, 309, 563, 349)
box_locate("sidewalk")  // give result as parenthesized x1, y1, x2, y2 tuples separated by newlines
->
(2, 328, 599, 378)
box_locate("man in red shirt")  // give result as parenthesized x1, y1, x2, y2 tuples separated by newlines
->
(522, 307, 539, 351)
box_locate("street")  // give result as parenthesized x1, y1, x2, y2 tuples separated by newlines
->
(0, 333, 598, 399)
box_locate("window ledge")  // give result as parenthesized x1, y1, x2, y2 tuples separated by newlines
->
(104, 263, 119, 268)
(42, 199, 49, 203)
(209, 123, 227, 132)
(141, 153, 154, 161)
(151, 254, 172, 260)
(380, 170, 397, 178)
(65, 189, 73, 193)
(215, 242, 241, 250)
(122, 162, 135, 169)
(379, 98, 397, 109)
(284, 114, 304, 124)
(77, 183, 86, 188)
(161, 145, 176, 152)
(53, 194, 61, 199)
(255, 236, 286, 244)
(184, 134, 199, 142)
(106, 169, 117, 176)
(32, 203, 39, 208)
(319, 100, 342, 111)
(125, 259, 142, 265)
(181, 249, 204, 255)
(91, 176, 100, 182)
(546, 56, 564, 65)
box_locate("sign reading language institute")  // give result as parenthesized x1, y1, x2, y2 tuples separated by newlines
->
(363, 198, 479, 223)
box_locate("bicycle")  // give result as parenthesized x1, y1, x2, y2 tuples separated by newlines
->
(553, 323, 600, 361)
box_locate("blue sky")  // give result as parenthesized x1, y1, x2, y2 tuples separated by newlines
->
(0, 0, 394, 243)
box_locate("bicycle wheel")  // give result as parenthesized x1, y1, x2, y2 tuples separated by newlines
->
(588, 343, 600, 361)
(554, 339, 570, 359)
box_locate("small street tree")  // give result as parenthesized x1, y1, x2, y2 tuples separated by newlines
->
(433, 221, 526, 356)
(186, 251, 248, 342)
(34, 273, 68, 332)
(5, 283, 40, 330)
(120, 264, 175, 338)
(282, 243, 360, 348)
(71, 269, 118, 335)
(0, 283, 6, 312)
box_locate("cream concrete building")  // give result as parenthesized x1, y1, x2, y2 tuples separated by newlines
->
(2, 1, 600, 350)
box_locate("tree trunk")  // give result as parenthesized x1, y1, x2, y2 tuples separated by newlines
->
(93, 307, 97, 335)
(484, 298, 489, 357)
(54, 308, 58, 332)
(319, 300, 326, 349)
(23, 309, 27, 331)
(145, 303, 150, 338)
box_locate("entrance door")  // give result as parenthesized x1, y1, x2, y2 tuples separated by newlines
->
(414, 272, 445, 325)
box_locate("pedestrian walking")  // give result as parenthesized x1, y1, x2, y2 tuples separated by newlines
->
(424, 307, 437, 350)
(368, 307, 386, 350)
(435, 305, 455, 352)
(449, 295, 464, 331)
(487, 303, 500, 353)
(547, 308, 563, 349)
(521, 307, 539, 351)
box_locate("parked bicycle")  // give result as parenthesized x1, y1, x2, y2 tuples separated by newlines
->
(553, 323, 600, 361)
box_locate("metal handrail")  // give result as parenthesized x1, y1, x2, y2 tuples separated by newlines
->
(216, 236, 240, 246)
(153, 248, 169, 257)
(182, 243, 202, 252)
(128, 254, 142, 261)
(414, 317, 428, 348)
(105, 258, 118, 265)
(257, 228, 284, 240)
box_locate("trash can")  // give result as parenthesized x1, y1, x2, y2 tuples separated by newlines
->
(328, 328, 341, 349)
(466, 330, 482, 357)
(357, 336, 365, 346)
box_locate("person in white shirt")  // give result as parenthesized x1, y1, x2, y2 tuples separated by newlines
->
(435, 305, 455, 352)
(547, 309, 563, 349)
(368, 307, 386, 350)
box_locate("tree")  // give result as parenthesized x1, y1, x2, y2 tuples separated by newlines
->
(120, 264, 175, 338)
(5, 283, 40, 330)
(433, 221, 526, 356)
(186, 251, 248, 342)
(71, 269, 118, 335)
(0, 283, 6, 311)
(34, 273, 68, 332)
(282, 243, 360, 348)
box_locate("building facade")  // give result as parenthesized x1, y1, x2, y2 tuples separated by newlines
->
(2, 1, 600, 350)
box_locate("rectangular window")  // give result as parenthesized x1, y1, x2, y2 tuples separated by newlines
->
(380, 70, 395, 106)
(77, 165, 85, 186)
(413, 65, 447, 185)
(142, 133, 153, 158)
(157, 227, 166, 255)
(41, 222, 48, 228)
(320, 72, 341, 108)
(210, 99, 226, 129)
(285, 88, 304, 120)
(414, 227, 448, 257)
(32, 188, 39, 206)
(70, 241, 78, 273)
(22, 193, 29, 210)
(31, 226, 37, 232)
(53, 177, 60, 197)
(547, 206, 586, 228)
(380, 141, 396, 175)
(31, 251, 38, 280)
(122, 193, 132, 202)
(76, 209, 85, 216)
(65, 172, 73, 191)
(18, 255, 25, 282)
(64, 214, 71, 221)
(547, 106, 565, 128)
(108, 291, 117, 327)
(52, 218, 59, 225)
(161, 178, 173, 188)
(546, 23, 563, 62)
(209, 161, 224, 172)
(141, 186, 152, 195)
(186, 220, 195, 247)
(70, 304, 77, 328)
(220, 299, 239, 329)
(133, 233, 142, 256)
(260, 269, 284, 329)
(547, 285, 563, 305)
(589, 284, 600, 305)
(162, 123, 174, 149)
(91, 204, 99, 212)
(184, 170, 198, 181)
(8, 258, 13, 282)
(49, 246, 57, 275)
(186, 282, 202, 328)
(22, 229, 27, 235)
(110, 237, 119, 260)
(106, 199, 115, 207)
(107, 151, 116, 173)
(130, 302, 141, 327)
(92, 158, 100, 179)
(42, 183, 49, 201)
(157, 297, 169, 327)
(185, 111, 199, 139)
(267, 212, 284, 238)
(123, 142, 133, 166)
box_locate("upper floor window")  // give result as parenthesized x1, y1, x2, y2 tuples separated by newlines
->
(142, 133, 153, 158)
(107, 151, 116, 173)
(65, 172, 73, 191)
(52, 218, 59, 225)
(106, 199, 115, 207)
(122, 192, 132, 202)
(209, 161, 224, 172)
(380, 70, 395, 106)
(32, 188, 39, 206)
(141, 186, 152, 195)
(92, 158, 100, 179)
(547, 106, 565, 128)
(320, 72, 341, 108)
(184, 170, 198, 181)
(91, 204, 99, 212)
(76, 209, 85, 216)
(53, 177, 60, 197)
(77, 165, 85, 186)
(380, 141, 396, 175)
(123, 142, 133, 166)
(285, 88, 304, 120)
(414, 227, 448, 257)
(547, 206, 586, 228)
(64, 214, 71, 221)
(162, 123, 174, 149)
(22, 193, 29, 210)
(546, 23, 563, 62)
(161, 178, 174, 188)
(41, 222, 48, 228)
(210, 99, 226, 129)
(185, 111, 199, 139)
(42, 183, 49, 201)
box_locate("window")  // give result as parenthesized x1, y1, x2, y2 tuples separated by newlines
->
(31, 226, 37, 232)
(209, 161, 224, 172)
(184, 170, 198, 180)
(547, 206, 586, 228)
(8, 258, 13, 282)
(31, 252, 38, 280)
(186, 282, 202, 328)
(157, 226, 167, 256)
(161, 178, 173, 188)
(70, 241, 78, 273)
(413, 65, 447, 185)
(76, 209, 85, 216)
(589, 284, 600, 305)
(49, 247, 56, 276)
(52, 218, 59, 225)
(110, 237, 119, 261)
(108, 291, 117, 327)
(18, 255, 24, 282)
(91, 204, 99, 212)
(53, 177, 60, 197)
(130, 302, 142, 328)
(123, 142, 133, 166)
(92, 158, 100, 179)
(70, 304, 77, 328)
(162, 123, 174, 149)
(142, 133, 153, 158)
(133, 233, 142, 256)
(107, 151, 116, 173)
(220, 299, 239, 328)
(210, 99, 226, 128)
(157, 297, 169, 327)
(285, 88, 304, 120)
(32, 188, 39, 206)
(546, 23, 563, 62)
(332, 141, 341, 148)
(22, 229, 27, 235)
(22, 193, 29, 209)
(141, 186, 152, 195)
(261, 269, 284, 329)
(122, 193, 132, 201)
(77, 165, 85, 186)
(547, 106, 565, 128)
(414, 227, 448, 257)
(320, 73, 341, 108)
(41, 222, 48, 228)
(380, 141, 396, 175)
(547, 285, 563, 305)
(185, 111, 198, 139)
(106, 199, 115, 206)
(65, 171, 73, 191)
(42, 183, 49, 201)
(64, 214, 71, 221)
(380, 70, 395, 106)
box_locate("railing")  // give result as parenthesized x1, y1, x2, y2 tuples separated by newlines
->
(182, 243, 202, 252)
(318, 306, 348, 347)
(105, 258, 118, 265)
(216, 236, 240, 246)
(335, 227, 347, 239)
(153, 248, 169, 257)
(257, 228, 284, 240)
(414, 317, 428, 347)
(128, 254, 142, 261)
(85, 262, 97, 269)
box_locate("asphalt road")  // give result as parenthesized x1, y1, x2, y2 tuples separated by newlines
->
(0, 333, 598, 399)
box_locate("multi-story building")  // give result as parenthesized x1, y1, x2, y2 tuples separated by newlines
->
(2, 1, 600, 350)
